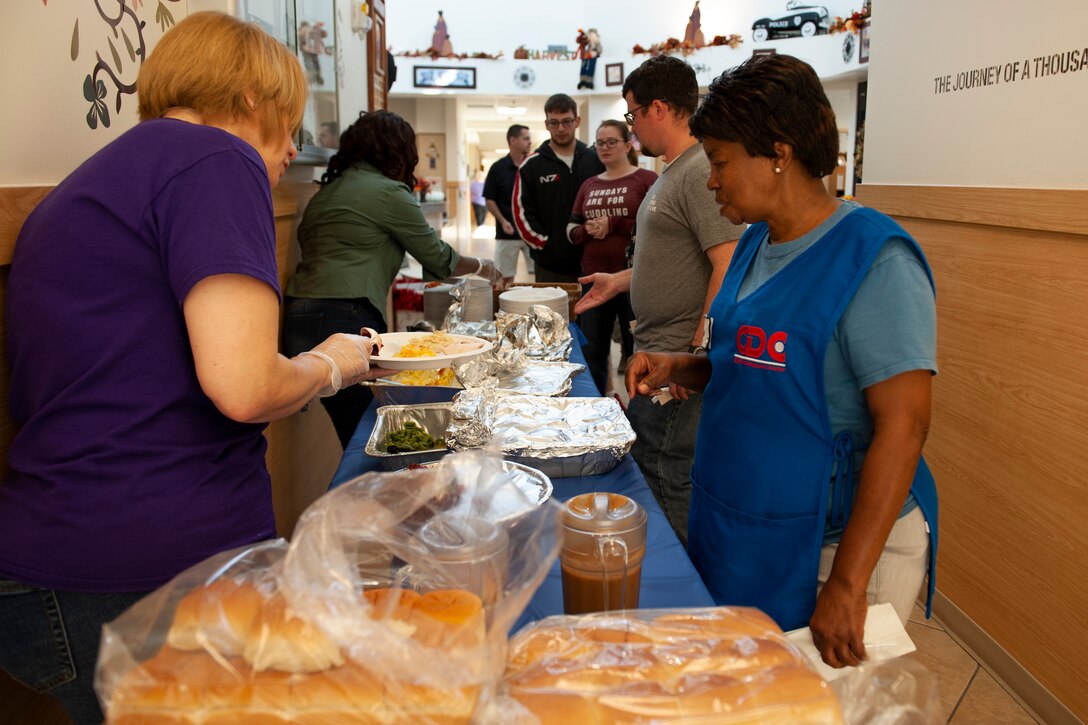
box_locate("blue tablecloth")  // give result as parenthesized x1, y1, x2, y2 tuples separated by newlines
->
(330, 326, 714, 630)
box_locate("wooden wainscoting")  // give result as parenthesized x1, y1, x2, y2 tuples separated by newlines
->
(858, 184, 1088, 723)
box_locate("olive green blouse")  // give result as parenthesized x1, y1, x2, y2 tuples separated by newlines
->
(285, 162, 460, 325)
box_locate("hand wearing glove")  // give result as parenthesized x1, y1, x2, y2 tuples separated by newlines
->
(298, 331, 380, 397)
(475, 258, 505, 290)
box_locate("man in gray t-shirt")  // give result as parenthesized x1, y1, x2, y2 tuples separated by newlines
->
(575, 56, 743, 546)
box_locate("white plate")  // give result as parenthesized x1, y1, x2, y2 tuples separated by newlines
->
(372, 332, 493, 370)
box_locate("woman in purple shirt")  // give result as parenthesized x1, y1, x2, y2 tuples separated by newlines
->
(0, 13, 384, 723)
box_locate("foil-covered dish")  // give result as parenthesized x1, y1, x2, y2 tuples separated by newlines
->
(494, 304, 572, 362)
(364, 359, 585, 406)
(446, 391, 635, 478)
(455, 357, 584, 397)
(365, 403, 452, 470)
(447, 320, 497, 340)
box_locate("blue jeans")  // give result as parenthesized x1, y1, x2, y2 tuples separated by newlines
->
(283, 296, 386, 449)
(577, 285, 634, 394)
(0, 579, 147, 725)
(626, 392, 703, 548)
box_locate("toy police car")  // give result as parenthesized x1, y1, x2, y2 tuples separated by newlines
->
(752, 2, 830, 42)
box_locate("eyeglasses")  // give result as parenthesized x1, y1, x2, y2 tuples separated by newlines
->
(544, 117, 577, 129)
(596, 138, 625, 148)
(624, 103, 653, 125)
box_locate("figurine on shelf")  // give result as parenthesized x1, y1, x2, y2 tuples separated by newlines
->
(576, 27, 601, 89)
(429, 10, 453, 57)
(684, 1, 705, 47)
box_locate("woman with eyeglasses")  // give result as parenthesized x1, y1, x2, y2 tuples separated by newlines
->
(567, 120, 657, 393)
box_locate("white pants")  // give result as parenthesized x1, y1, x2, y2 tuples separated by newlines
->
(495, 238, 533, 278)
(817, 507, 930, 624)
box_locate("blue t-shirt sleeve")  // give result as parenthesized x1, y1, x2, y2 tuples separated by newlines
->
(153, 150, 281, 306)
(836, 237, 937, 388)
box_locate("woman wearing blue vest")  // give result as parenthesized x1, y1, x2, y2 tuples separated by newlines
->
(625, 54, 939, 669)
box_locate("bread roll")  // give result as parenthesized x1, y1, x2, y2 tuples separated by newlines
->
(651, 607, 781, 639)
(408, 589, 486, 650)
(243, 595, 344, 674)
(503, 607, 844, 725)
(166, 579, 266, 657)
(110, 587, 488, 724)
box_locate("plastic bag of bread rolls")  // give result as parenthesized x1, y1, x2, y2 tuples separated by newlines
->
(96, 450, 563, 724)
(494, 607, 845, 724)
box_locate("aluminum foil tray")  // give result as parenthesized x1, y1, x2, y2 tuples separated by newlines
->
(446, 392, 635, 478)
(365, 360, 585, 407)
(365, 403, 452, 470)
(455, 359, 585, 397)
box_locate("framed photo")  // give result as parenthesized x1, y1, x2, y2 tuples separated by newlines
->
(858, 22, 870, 64)
(413, 65, 477, 89)
(752, 48, 777, 58)
(605, 62, 624, 87)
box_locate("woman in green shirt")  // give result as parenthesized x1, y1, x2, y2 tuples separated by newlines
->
(284, 110, 501, 447)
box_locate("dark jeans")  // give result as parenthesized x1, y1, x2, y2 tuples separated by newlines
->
(472, 203, 487, 226)
(283, 296, 387, 449)
(0, 579, 147, 725)
(626, 392, 703, 548)
(578, 284, 634, 393)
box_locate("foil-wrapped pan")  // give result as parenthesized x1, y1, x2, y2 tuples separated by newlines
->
(447, 320, 497, 340)
(364, 360, 585, 406)
(494, 305, 572, 362)
(446, 391, 635, 478)
(365, 403, 452, 470)
(455, 358, 585, 396)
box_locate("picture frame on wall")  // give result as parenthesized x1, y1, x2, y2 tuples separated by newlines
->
(858, 22, 870, 63)
(413, 65, 477, 89)
(605, 63, 624, 87)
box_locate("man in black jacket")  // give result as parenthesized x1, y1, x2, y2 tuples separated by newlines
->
(512, 94, 605, 283)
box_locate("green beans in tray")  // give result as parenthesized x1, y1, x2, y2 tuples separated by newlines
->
(381, 421, 444, 453)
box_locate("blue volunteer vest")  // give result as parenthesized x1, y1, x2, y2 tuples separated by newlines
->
(689, 207, 939, 631)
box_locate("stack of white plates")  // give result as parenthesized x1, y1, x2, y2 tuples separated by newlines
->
(423, 283, 454, 326)
(462, 278, 494, 322)
(499, 286, 569, 321)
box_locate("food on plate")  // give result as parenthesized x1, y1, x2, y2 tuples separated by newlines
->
(380, 421, 444, 453)
(393, 331, 486, 358)
(390, 367, 457, 386)
(502, 607, 843, 724)
(108, 584, 487, 723)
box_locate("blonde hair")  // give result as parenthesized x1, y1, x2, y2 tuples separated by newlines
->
(137, 11, 307, 143)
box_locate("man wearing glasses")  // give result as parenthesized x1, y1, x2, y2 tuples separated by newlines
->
(575, 55, 743, 547)
(513, 94, 605, 283)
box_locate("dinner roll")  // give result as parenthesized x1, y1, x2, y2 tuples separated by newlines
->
(243, 595, 344, 674)
(166, 578, 266, 657)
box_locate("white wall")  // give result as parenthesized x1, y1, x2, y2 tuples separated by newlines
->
(864, 0, 1088, 189)
(388, 0, 867, 61)
(0, 0, 369, 187)
(390, 35, 868, 100)
(0, 0, 181, 185)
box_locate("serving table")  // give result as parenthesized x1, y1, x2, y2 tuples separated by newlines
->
(329, 326, 714, 629)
